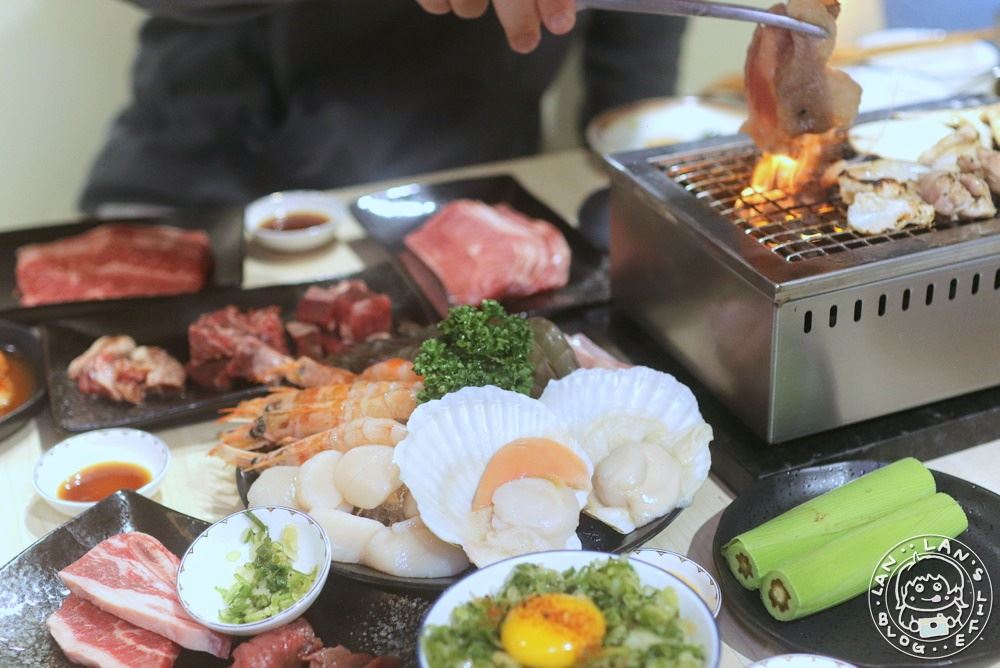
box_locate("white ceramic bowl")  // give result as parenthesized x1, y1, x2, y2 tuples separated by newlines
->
(33, 428, 171, 517)
(177, 506, 332, 636)
(748, 654, 857, 668)
(419, 550, 721, 668)
(244, 190, 345, 252)
(629, 548, 722, 617)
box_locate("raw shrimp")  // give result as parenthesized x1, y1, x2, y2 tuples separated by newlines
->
(358, 358, 422, 383)
(218, 382, 419, 449)
(243, 418, 408, 471)
(220, 380, 415, 422)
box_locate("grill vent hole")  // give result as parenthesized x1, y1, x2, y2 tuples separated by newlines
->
(995, 269, 1000, 290)
(878, 294, 887, 316)
(902, 289, 911, 311)
(973, 273, 981, 295)
(854, 300, 862, 322)
(949, 279, 958, 300)
(926, 284, 935, 306)
(829, 305, 838, 328)
(804, 310, 813, 334)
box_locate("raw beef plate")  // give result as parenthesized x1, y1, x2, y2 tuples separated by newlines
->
(15, 223, 212, 306)
(46, 594, 181, 668)
(403, 199, 571, 305)
(57, 532, 231, 658)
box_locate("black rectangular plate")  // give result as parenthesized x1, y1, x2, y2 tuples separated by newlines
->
(0, 209, 245, 323)
(0, 491, 431, 667)
(42, 264, 434, 433)
(351, 174, 609, 317)
(547, 306, 1000, 495)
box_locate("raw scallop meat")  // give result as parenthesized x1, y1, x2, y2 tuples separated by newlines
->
(47, 594, 181, 668)
(15, 223, 212, 306)
(403, 200, 571, 305)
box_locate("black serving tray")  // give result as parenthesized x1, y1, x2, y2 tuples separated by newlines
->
(713, 461, 1000, 667)
(41, 264, 433, 433)
(0, 208, 245, 323)
(0, 491, 430, 667)
(351, 174, 609, 317)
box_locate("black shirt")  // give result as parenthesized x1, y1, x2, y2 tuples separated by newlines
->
(82, 0, 685, 211)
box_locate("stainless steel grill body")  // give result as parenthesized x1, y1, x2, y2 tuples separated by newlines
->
(605, 122, 1000, 443)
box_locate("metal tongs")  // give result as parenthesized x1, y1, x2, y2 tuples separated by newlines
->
(577, 0, 830, 38)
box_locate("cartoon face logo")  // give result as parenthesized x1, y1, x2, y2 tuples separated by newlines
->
(871, 535, 992, 659)
(894, 554, 968, 637)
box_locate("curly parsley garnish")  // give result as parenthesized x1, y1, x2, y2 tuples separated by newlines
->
(413, 300, 533, 403)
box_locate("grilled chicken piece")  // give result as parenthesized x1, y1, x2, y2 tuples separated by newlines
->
(832, 159, 931, 203)
(918, 120, 988, 170)
(847, 189, 935, 235)
(981, 104, 1000, 147)
(830, 159, 935, 234)
(957, 146, 1000, 195)
(917, 170, 996, 220)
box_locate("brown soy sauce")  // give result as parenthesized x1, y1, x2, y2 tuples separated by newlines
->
(260, 211, 330, 232)
(57, 461, 153, 502)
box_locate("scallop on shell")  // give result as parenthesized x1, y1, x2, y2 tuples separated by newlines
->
(540, 367, 713, 534)
(394, 386, 593, 567)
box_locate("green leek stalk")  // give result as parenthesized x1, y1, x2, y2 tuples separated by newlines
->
(760, 492, 968, 621)
(723, 458, 936, 589)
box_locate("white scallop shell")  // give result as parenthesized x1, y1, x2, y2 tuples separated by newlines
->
(394, 386, 592, 563)
(540, 367, 713, 533)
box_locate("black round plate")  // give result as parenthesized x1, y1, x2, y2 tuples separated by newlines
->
(237, 468, 682, 593)
(0, 320, 45, 443)
(713, 460, 1000, 667)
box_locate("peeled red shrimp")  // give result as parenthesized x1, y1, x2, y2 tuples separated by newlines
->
(242, 418, 408, 470)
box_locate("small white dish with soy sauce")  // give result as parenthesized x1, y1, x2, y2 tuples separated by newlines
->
(177, 506, 331, 635)
(33, 428, 170, 517)
(245, 190, 346, 253)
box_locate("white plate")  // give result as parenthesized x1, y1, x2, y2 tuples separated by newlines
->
(849, 108, 993, 162)
(587, 96, 745, 154)
(245, 190, 345, 253)
(176, 506, 332, 636)
(846, 29, 999, 113)
(419, 550, 721, 667)
(33, 428, 170, 516)
(748, 654, 857, 668)
(628, 548, 722, 617)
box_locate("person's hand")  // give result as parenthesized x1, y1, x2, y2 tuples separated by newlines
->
(415, 0, 576, 54)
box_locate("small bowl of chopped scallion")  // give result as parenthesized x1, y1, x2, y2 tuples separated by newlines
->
(177, 507, 331, 635)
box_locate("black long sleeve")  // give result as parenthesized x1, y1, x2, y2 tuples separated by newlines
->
(580, 11, 687, 128)
(114, 0, 297, 24)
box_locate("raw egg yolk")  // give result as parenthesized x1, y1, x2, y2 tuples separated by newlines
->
(500, 593, 606, 668)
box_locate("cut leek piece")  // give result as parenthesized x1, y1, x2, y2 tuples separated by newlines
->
(723, 458, 935, 589)
(760, 492, 968, 621)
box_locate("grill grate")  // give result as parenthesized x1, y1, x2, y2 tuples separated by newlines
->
(656, 144, 975, 262)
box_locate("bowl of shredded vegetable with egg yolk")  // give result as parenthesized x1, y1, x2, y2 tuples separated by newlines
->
(419, 551, 720, 668)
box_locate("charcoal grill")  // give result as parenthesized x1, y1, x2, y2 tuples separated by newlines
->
(605, 97, 1000, 443)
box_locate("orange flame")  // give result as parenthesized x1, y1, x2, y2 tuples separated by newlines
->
(746, 133, 829, 195)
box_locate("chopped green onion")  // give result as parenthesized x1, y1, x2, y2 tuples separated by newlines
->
(216, 514, 317, 624)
